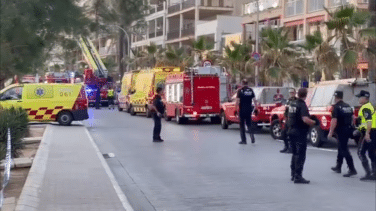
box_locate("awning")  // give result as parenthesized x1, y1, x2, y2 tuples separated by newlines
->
(307, 15, 325, 23)
(284, 19, 304, 27)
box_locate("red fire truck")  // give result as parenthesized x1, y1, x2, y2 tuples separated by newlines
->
(220, 87, 292, 129)
(45, 72, 70, 83)
(164, 69, 221, 124)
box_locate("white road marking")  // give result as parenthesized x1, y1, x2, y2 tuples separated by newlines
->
(84, 127, 134, 211)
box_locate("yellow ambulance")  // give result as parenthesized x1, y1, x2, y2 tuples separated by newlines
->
(0, 83, 89, 126)
(129, 67, 182, 117)
(118, 70, 139, 112)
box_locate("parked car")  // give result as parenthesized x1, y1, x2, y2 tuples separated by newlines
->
(220, 86, 292, 129)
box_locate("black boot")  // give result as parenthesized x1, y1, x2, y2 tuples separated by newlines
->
(294, 175, 310, 184)
(360, 162, 373, 181)
(250, 133, 255, 143)
(331, 165, 341, 174)
(280, 146, 288, 153)
(344, 159, 357, 177)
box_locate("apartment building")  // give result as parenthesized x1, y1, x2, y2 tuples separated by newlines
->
(238, 0, 369, 77)
(131, 0, 245, 53)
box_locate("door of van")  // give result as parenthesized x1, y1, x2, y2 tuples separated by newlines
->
(0, 86, 24, 109)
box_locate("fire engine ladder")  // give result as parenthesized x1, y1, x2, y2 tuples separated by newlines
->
(77, 36, 108, 78)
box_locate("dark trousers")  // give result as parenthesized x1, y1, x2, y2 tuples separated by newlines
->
(358, 130, 376, 174)
(290, 131, 308, 178)
(336, 129, 355, 170)
(239, 113, 254, 143)
(95, 91, 101, 109)
(282, 128, 290, 149)
(153, 113, 162, 140)
(108, 97, 114, 106)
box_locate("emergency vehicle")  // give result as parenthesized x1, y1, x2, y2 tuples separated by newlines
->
(77, 37, 110, 107)
(269, 79, 376, 147)
(129, 67, 182, 117)
(21, 75, 44, 83)
(220, 87, 292, 129)
(164, 68, 221, 124)
(45, 72, 70, 83)
(117, 71, 140, 112)
(0, 83, 88, 126)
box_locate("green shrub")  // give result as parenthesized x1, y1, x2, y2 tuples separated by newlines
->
(0, 107, 29, 160)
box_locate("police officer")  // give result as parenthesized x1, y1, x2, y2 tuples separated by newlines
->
(107, 88, 115, 110)
(95, 84, 101, 110)
(236, 79, 258, 144)
(328, 91, 357, 177)
(152, 87, 165, 142)
(287, 88, 316, 184)
(280, 88, 297, 153)
(356, 90, 376, 181)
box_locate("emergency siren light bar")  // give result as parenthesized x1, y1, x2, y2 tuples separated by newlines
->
(77, 37, 108, 78)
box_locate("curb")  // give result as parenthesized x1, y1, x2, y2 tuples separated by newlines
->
(15, 125, 52, 211)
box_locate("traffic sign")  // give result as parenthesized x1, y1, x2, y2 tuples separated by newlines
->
(202, 60, 213, 67)
(252, 52, 261, 61)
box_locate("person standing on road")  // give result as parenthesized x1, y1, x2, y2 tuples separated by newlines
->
(95, 85, 101, 110)
(287, 88, 316, 184)
(236, 79, 258, 145)
(152, 87, 165, 142)
(280, 88, 297, 153)
(328, 91, 357, 177)
(107, 88, 115, 110)
(355, 90, 376, 181)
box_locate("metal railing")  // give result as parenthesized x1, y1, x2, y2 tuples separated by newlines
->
(182, 0, 196, 9)
(156, 30, 163, 37)
(168, 4, 180, 14)
(149, 32, 156, 39)
(157, 4, 164, 11)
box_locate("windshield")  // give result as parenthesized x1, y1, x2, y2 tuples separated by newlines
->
(310, 85, 337, 107)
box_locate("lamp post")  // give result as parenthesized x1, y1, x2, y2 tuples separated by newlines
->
(255, 0, 260, 87)
(110, 25, 130, 57)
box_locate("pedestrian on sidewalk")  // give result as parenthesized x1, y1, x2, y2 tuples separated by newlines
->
(152, 87, 165, 142)
(280, 88, 296, 153)
(328, 91, 357, 177)
(355, 90, 376, 181)
(287, 88, 316, 184)
(236, 79, 258, 145)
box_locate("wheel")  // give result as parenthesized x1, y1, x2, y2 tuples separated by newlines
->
(270, 120, 283, 140)
(146, 107, 152, 118)
(221, 112, 229, 129)
(126, 104, 131, 113)
(130, 106, 136, 116)
(309, 126, 324, 147)
(118, 105, 123, 112)
(175, 110, 186, 124)
(164, 115, 172, 121)
(210, 116, 221, 124)
(57, 111, 73, 126)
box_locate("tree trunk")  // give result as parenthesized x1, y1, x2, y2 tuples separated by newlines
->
(369, 0, 376, 82)
(119, 28, 125, 77)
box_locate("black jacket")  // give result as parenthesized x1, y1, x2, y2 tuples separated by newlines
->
(153, 95, 165, 114)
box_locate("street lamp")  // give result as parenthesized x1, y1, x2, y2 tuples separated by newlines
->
(255, 0, 260, 87)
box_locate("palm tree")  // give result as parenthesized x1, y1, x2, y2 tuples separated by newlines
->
(191, 36, 214, 65)
(325, 5, 376, 78)
(260, 27, 307, 86)
(163, 45, 193, 69)
(302, 30, 339, 80)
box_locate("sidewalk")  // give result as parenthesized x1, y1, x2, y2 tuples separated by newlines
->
(16, 124, 133, 211)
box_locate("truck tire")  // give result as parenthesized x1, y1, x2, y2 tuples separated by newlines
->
(57, 111, 73, 126)
(165, 115, 172, 121)
(118, 105, 123, 112)
(126, 104, 131, 113)
(176, 110, 186, 124)
(221, 112, 229, 129)
(130, 106, 136, 116)
(309, 126, 324, 147)
(146, 107, 152, 118)
(270, 120, 283, 140)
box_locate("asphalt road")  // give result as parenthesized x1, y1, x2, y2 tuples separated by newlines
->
(84, 108, 376, 211)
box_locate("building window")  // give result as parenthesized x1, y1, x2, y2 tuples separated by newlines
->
(287, 24, 304, 41)
(285, 0, 304, 17)
(243, 0, 279, 15)
(328, 0, 349, 7)
(308, 0, 324, 12)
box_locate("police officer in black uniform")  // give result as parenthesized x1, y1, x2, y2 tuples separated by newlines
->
(328, 91, 357, 177)
(152, 87, 165, 142)
(280, 88, 297, 153)
(236, 79, 258, 144)
(287, 88, 316, 184)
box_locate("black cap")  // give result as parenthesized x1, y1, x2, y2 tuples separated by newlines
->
(334, 91, 343, 99)
(355, 90, 370, 98)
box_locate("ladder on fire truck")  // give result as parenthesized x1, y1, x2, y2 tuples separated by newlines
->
(77, 36, 108, 79)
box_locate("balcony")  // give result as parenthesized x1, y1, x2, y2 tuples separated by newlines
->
(199, 0, 233, 7)
(183, 0, 195, 9)
(149, 32, 156, 39)
(157, 4, 164, 12)
(168, 4, 180, 14)
(156, 30, 163, 37)
(182, 27, 195, 37)
(167, 30, 180, 40)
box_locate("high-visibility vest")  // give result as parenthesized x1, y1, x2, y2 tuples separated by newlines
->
(108, 89, 114, 97)
(358, 102, 376, 130)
